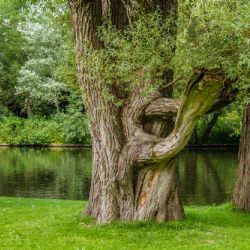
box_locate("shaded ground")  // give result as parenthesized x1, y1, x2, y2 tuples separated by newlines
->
(1, 197, 250, 250)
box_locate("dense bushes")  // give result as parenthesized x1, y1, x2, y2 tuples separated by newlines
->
(196, 120, 240, 144)
(191, 106, 241, 145)
(0, 110, 240, 145)
(0, 114, 91, 145)
(0, 1, 91, 146)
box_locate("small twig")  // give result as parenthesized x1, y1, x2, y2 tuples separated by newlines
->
(161, 77, 182, 89)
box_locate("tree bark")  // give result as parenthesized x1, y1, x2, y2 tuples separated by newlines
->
(232, 104, 250, 211)
(134, 84, 184, 221)
(25, 97, 32, 118)
(69, 0, 227, 223)
(69, 0, 125, 223)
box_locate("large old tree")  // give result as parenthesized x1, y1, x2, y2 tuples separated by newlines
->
(68, 0, 228, 223)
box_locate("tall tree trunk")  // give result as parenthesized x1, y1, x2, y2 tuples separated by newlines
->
(69, 0, 228, 223)
(25, 96, 32, 118)
(232, 104, 250, 211)
(69, 0, 124, 223)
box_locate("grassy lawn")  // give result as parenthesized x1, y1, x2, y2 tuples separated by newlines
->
(1, 197, 250, 249)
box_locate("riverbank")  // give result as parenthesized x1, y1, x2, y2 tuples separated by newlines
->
(0, 143, 238, 148)
(1, 197, 250, 249)
(0, 143, 92, 148)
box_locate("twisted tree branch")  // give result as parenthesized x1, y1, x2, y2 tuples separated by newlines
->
(144, 98, 180, 118)
(132, 68, 227, 164)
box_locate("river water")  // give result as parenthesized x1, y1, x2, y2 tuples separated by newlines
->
(0, 147, 238, 205)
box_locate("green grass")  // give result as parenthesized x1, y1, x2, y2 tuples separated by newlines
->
(1, 197, 250, 250)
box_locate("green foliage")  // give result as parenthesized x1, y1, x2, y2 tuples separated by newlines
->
(0, 116, 57, 144)
(82, 11, 176, 103)
(0, 114, 91, 145)
(0, 0, 26, 110)
(54, 112, 91, 144)
(16, 0, 75, 115)
(83, 1, 249, 106)
(215, 107, 242, 138)
(0, 0, 88, 147)
(194, 104, 242, 144)
(0, 0, 79, 117)
(176, 0, 250, 103)
(0, 0, 248, 144)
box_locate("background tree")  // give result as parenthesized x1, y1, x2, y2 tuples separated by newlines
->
(0, 0, 26, 114)
(16, 0, 74, 116)
(175, 0, 249, 144)
(233, 103, 250, 211)
(0, 0, 91, 145)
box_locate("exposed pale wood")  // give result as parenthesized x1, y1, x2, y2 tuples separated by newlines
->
(108, 68, 226, 222)
(131, 69, 226, 164)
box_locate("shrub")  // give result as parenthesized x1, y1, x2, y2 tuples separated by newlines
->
(0, 114, 91, 145)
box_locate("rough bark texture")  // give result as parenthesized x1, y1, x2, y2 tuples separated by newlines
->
(133, 84, 184, 222)
(69, 0, 125, 223)
(232, 104, 250, 211)
(69, 0, 228, 223)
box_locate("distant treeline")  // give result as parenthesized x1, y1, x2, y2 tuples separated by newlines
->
(0, 0, 243, 145)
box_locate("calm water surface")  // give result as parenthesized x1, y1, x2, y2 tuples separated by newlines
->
(0, 147, 238, 205)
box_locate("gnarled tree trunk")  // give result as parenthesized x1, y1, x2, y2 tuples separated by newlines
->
(232, 104, 250, 211)
(131, 88, 184, 221)
(69, 0, 227, 223)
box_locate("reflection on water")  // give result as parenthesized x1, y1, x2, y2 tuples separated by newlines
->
(0, 148, 92, 200)
(179, 148, 238, 205)
(0, 147, 238, 205)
